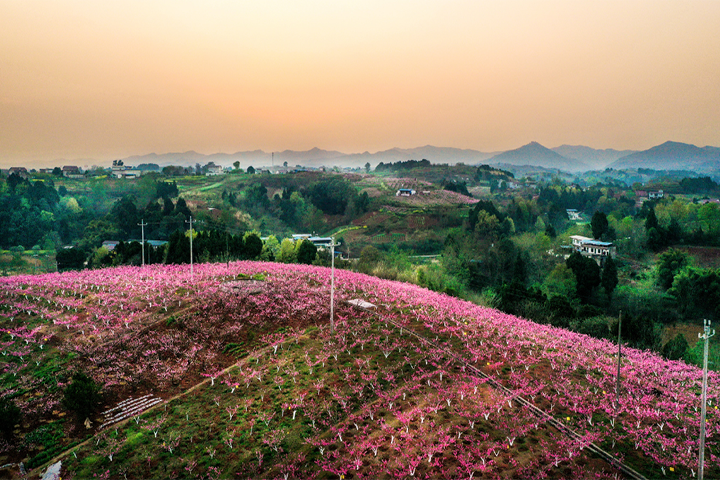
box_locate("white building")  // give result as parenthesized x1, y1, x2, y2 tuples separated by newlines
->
(566, 209, 581, 221)
(570, 235, 616, 264)
(206, 165, 224, 176)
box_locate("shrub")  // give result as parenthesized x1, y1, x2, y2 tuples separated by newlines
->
(63, 373, 102, 419)
(662, 333, 689, 361)
(0, 397, 21, 439)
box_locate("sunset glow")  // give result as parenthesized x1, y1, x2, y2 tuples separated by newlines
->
(2, 0, 719, 166)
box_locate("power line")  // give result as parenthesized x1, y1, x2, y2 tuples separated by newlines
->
(185, 216, 194, 277)
(137, 219, 147, 266)
(698, 319, 715, 480)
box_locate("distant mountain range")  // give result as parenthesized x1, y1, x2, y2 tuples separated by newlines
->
(608, 141, 720, 173)
(485, 141, 589, 172)
(116, 140, 720, 174)
(552, 145, 637, 170)
(121, 146, 498, 171)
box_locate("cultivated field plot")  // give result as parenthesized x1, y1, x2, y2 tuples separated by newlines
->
(0, 263, 718, 479)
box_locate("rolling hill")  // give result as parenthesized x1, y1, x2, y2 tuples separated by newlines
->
(1, 263, 717, 479)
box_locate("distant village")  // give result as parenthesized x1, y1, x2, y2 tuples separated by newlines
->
(2, 159, 358, 180)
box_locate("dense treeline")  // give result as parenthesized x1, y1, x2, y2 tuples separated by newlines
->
(224, 175, 370, 232)
(0, 174, 62, 249)
(374, 159, 431, 172)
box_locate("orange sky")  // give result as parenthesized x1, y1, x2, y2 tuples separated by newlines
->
(1, 1, 720, 167)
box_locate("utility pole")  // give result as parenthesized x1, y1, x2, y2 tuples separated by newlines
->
(185, 216, 194, 277)
(615, 311, 622, 412)
(698, 319, 715, 480)
(138, 219, 147, 266)
(329, 237, 340, 334)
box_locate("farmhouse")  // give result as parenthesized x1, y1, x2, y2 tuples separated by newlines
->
(291, 234, 333, 248)
(308, 236, 333, 248)
(111, 159, 142, 178)
(101, 240, 120, 251)
(205, 164, 224, 176)
(396, 188, 416, 196)
(570, 235, 616, 264)
(648, 190, 664, 200)
(62, 166, 84, 178)
(566, 209, 581, 221)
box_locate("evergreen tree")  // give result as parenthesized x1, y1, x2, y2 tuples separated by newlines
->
(591, 211, 609, 239)
(601, 256, 618, 300)
(657, 248, 688, 290)
(165, 229, 190, 264)
(296, 239, 317, 265)
(0, 397, 21, 439)
(566, 251, 601, 302)
(62, 373, 102, 419)
(243, 233, 263, 259)
(662, 333, 689, 361)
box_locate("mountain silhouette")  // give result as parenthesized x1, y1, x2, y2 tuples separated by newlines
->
(488, 142, 589, 172)
(609, 141, 720, 172)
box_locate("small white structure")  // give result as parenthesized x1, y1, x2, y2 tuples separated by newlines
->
(570, 235, 616, 263)
(347, 299, 376, 310)
(206, 165, 224, 176)
(42, 461, 62, 480)
(648, 190, 664, 200)
(62, 166, 84, 178)
(566, 209, 581, 221)
(111, 160, 142, 178)
(396, 188, 416, 196)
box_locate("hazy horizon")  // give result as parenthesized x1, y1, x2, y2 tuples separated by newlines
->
(2, 1, 720, 168)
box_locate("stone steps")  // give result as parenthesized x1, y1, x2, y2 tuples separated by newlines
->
(99, 394, 163, 429)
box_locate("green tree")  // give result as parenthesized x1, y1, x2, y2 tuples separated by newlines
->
(56, 247, 87, 271)
(601, 257, 618, 300)
(566, 251, 601, 302)
(357, 245, 383, 274)
(365, 162, 371, 173)
(296, 239, 317, 265)
(591, 211, 609, 239)
(78, 219, 121, 251)
(247, 166, 255, 174)
(62, 373, 102, 419)
(306, 177, 356, 215)
(165, 229, 190, 264)
(110, 196, 139, 238)
(260, 235, 280, 261)
(175, 197, 192, 218)
(657, 248, 689, 290)
(243, 232, 263, 259)
(662, 333, 689, 360)
(645, 207, 659, 231)
(233, 161, 240, 170)
(0, 397, 21, 439)
(278, 238, 297, 263)
(669, 267, 720, 320)
(543, 263, 577, 299)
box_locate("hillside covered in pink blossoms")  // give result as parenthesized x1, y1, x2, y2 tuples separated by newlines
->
(1, 262, 718, 479)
